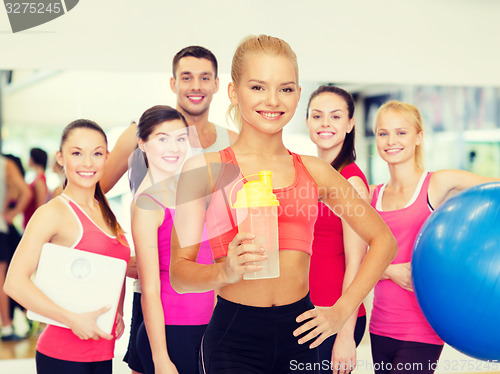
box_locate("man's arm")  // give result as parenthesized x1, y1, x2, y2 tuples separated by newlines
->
(101, 122, 138, 193)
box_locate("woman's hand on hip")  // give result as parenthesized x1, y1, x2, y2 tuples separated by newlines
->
(294, 306, 346, 349)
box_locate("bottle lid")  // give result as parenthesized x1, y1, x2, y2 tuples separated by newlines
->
(233, 170, 280, 208)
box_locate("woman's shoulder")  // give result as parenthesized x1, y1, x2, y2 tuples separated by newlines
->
(131, 196, 165, 228)
(25, 196, 69, 231)
(297, 154, 330, 171)
(133, 191, 167, 212)
(428, 169, 461, 194)
(297, 155, 343, 187)
(298, 154, 342, 176)
(429, 169, 455, 182)
(39, 195, 67, 215)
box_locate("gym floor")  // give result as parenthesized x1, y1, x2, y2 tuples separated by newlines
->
(1, 283, 498, 374)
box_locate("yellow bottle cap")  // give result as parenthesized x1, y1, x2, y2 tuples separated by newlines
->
(233, 170, 280, 208)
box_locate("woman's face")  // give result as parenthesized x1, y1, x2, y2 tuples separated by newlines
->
(56, 128, 108, 190)
(228, 53, 301, 135)
(375, 110, 423, 165)
(306, 92, 353, 151)
(140, 120, 189, 178)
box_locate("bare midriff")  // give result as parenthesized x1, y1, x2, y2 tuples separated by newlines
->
(216, 250, 310, 307)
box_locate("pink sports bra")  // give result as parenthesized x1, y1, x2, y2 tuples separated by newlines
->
(206, 147, 319, 259)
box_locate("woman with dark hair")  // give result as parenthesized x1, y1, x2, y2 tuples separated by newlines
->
(131, 105, 213, 374)
(24, 147, 49, 228)
(306, 85, 368, 374)
(5, 119, 130, 374)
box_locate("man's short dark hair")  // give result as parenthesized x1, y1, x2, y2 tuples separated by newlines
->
(172, 46, 218, 78)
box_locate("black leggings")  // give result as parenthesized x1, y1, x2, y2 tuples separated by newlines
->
(370, 333, 444, 374)
(136, 322, 207, 374)
(200, 293, 320, 374)
(317, 315, 366, 374)
(35, 351, 111, 374)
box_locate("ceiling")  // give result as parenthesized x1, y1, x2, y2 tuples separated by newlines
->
(1, 0, 500, 86)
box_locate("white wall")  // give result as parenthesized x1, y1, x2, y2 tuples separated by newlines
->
(1, 0, 500, 86)
(2, 0, 500, 157)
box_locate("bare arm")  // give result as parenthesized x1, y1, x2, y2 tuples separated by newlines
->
(126, 255, 138, 279)
(4, 202, 113, 340)
(380, 262, 413, 291)
(429, 169, 500, 208)
(133, 202, 177, 370)
(101, 122, 138, 194)
(331, 176, 369, 373)
(115, 279, 127, 339)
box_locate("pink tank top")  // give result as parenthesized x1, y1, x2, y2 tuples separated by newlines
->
(370, 172, 443, 345)
(36, 195, 130, 362)
(309, 163, 367, 317)
(206, 147, 318, 259)
(157, 206, 214, 325)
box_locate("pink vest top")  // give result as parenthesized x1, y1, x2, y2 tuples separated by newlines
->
(370, 172, 443, 345)
(157, 206, 214, 325)
(309, 163, 367, 317)
(206, 147, 318, 259)
(37, 195, 130, 362)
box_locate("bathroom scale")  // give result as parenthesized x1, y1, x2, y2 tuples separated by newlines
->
(27, 242, 127, 334)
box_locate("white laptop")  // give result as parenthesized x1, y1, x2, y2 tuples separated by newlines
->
(28, 243, 127, 335)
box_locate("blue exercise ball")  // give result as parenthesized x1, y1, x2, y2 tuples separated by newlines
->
(412, 182, 500, 361)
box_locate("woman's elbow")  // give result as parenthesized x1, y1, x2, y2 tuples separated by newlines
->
(3, 274, 17, 299)
(170, 279, 186, 294)
(369, 228, 397, 264)
(170, 278, 190, 294)
(169, 262, 188, 294)
(385, 233, 398, 262)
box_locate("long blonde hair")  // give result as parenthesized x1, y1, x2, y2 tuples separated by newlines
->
(374, 100, 425, 170)
(226, 34, 299, 130)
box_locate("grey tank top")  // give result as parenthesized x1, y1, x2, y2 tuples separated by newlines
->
(191, 124, 232, 154)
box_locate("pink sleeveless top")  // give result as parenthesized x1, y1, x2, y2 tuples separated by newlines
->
(156, 205, 214, 325)
(370, 172, 443, 345)
(309, 163, 367, 317)
(206, 147, 318, 259)
(36, 196, 130, 362)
